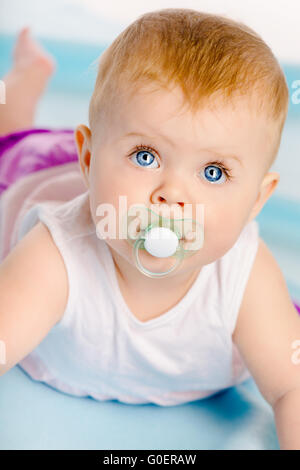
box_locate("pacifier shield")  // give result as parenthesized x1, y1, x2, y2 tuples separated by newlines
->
(121, 203, 204, 278)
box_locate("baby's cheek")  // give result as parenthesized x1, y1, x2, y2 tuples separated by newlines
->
(202, 205, 242, 261)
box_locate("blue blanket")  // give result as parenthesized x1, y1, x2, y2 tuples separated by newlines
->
(0, 364, 279, 450)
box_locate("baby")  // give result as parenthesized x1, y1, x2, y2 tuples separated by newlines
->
(0, 9, 300, 450)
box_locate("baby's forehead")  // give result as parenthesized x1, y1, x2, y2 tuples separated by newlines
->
(117, 84, 265, 127)
(117, 86, 271, 138)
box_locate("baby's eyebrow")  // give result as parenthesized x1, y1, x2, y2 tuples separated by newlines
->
(206, 150, 242, 166)
(121, 131, 242, 166)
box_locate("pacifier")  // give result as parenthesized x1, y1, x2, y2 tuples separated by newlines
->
(121, 204, 204, 278)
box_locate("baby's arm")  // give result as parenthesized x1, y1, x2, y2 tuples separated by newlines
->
(0, 222, 68, 376)
(233, 238, 300, 450)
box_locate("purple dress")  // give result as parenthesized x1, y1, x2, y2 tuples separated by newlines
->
(0, 127, 78, 196)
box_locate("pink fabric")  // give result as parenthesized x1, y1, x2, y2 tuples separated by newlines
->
(0, 128, 77, 196)
(0, 161, 86, 262)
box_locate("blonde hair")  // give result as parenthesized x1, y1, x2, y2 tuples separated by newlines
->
(88, 8, 289, 168)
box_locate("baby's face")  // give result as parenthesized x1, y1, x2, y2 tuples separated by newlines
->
(76, 84, 279, 273)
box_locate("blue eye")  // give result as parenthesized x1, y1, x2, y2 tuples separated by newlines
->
(130, 145, 159, 169)
(128, 145, 232, 183)
(202, 165, 227, 184)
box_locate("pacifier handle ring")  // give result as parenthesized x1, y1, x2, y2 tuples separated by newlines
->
(133, 238, 184, 278)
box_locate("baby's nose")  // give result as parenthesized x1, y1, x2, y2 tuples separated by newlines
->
(150, 177, 189, 208)
(157, 196, 184, 207)
(150, 199, 186, 220)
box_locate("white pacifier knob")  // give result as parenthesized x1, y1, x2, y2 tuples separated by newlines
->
(144, 227, 179, 258)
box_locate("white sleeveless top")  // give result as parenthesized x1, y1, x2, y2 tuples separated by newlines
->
(14, 190, 259, 406)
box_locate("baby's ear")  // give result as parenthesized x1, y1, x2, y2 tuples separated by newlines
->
(247, 171, 280, 222)
(74, 124, 92, 188)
